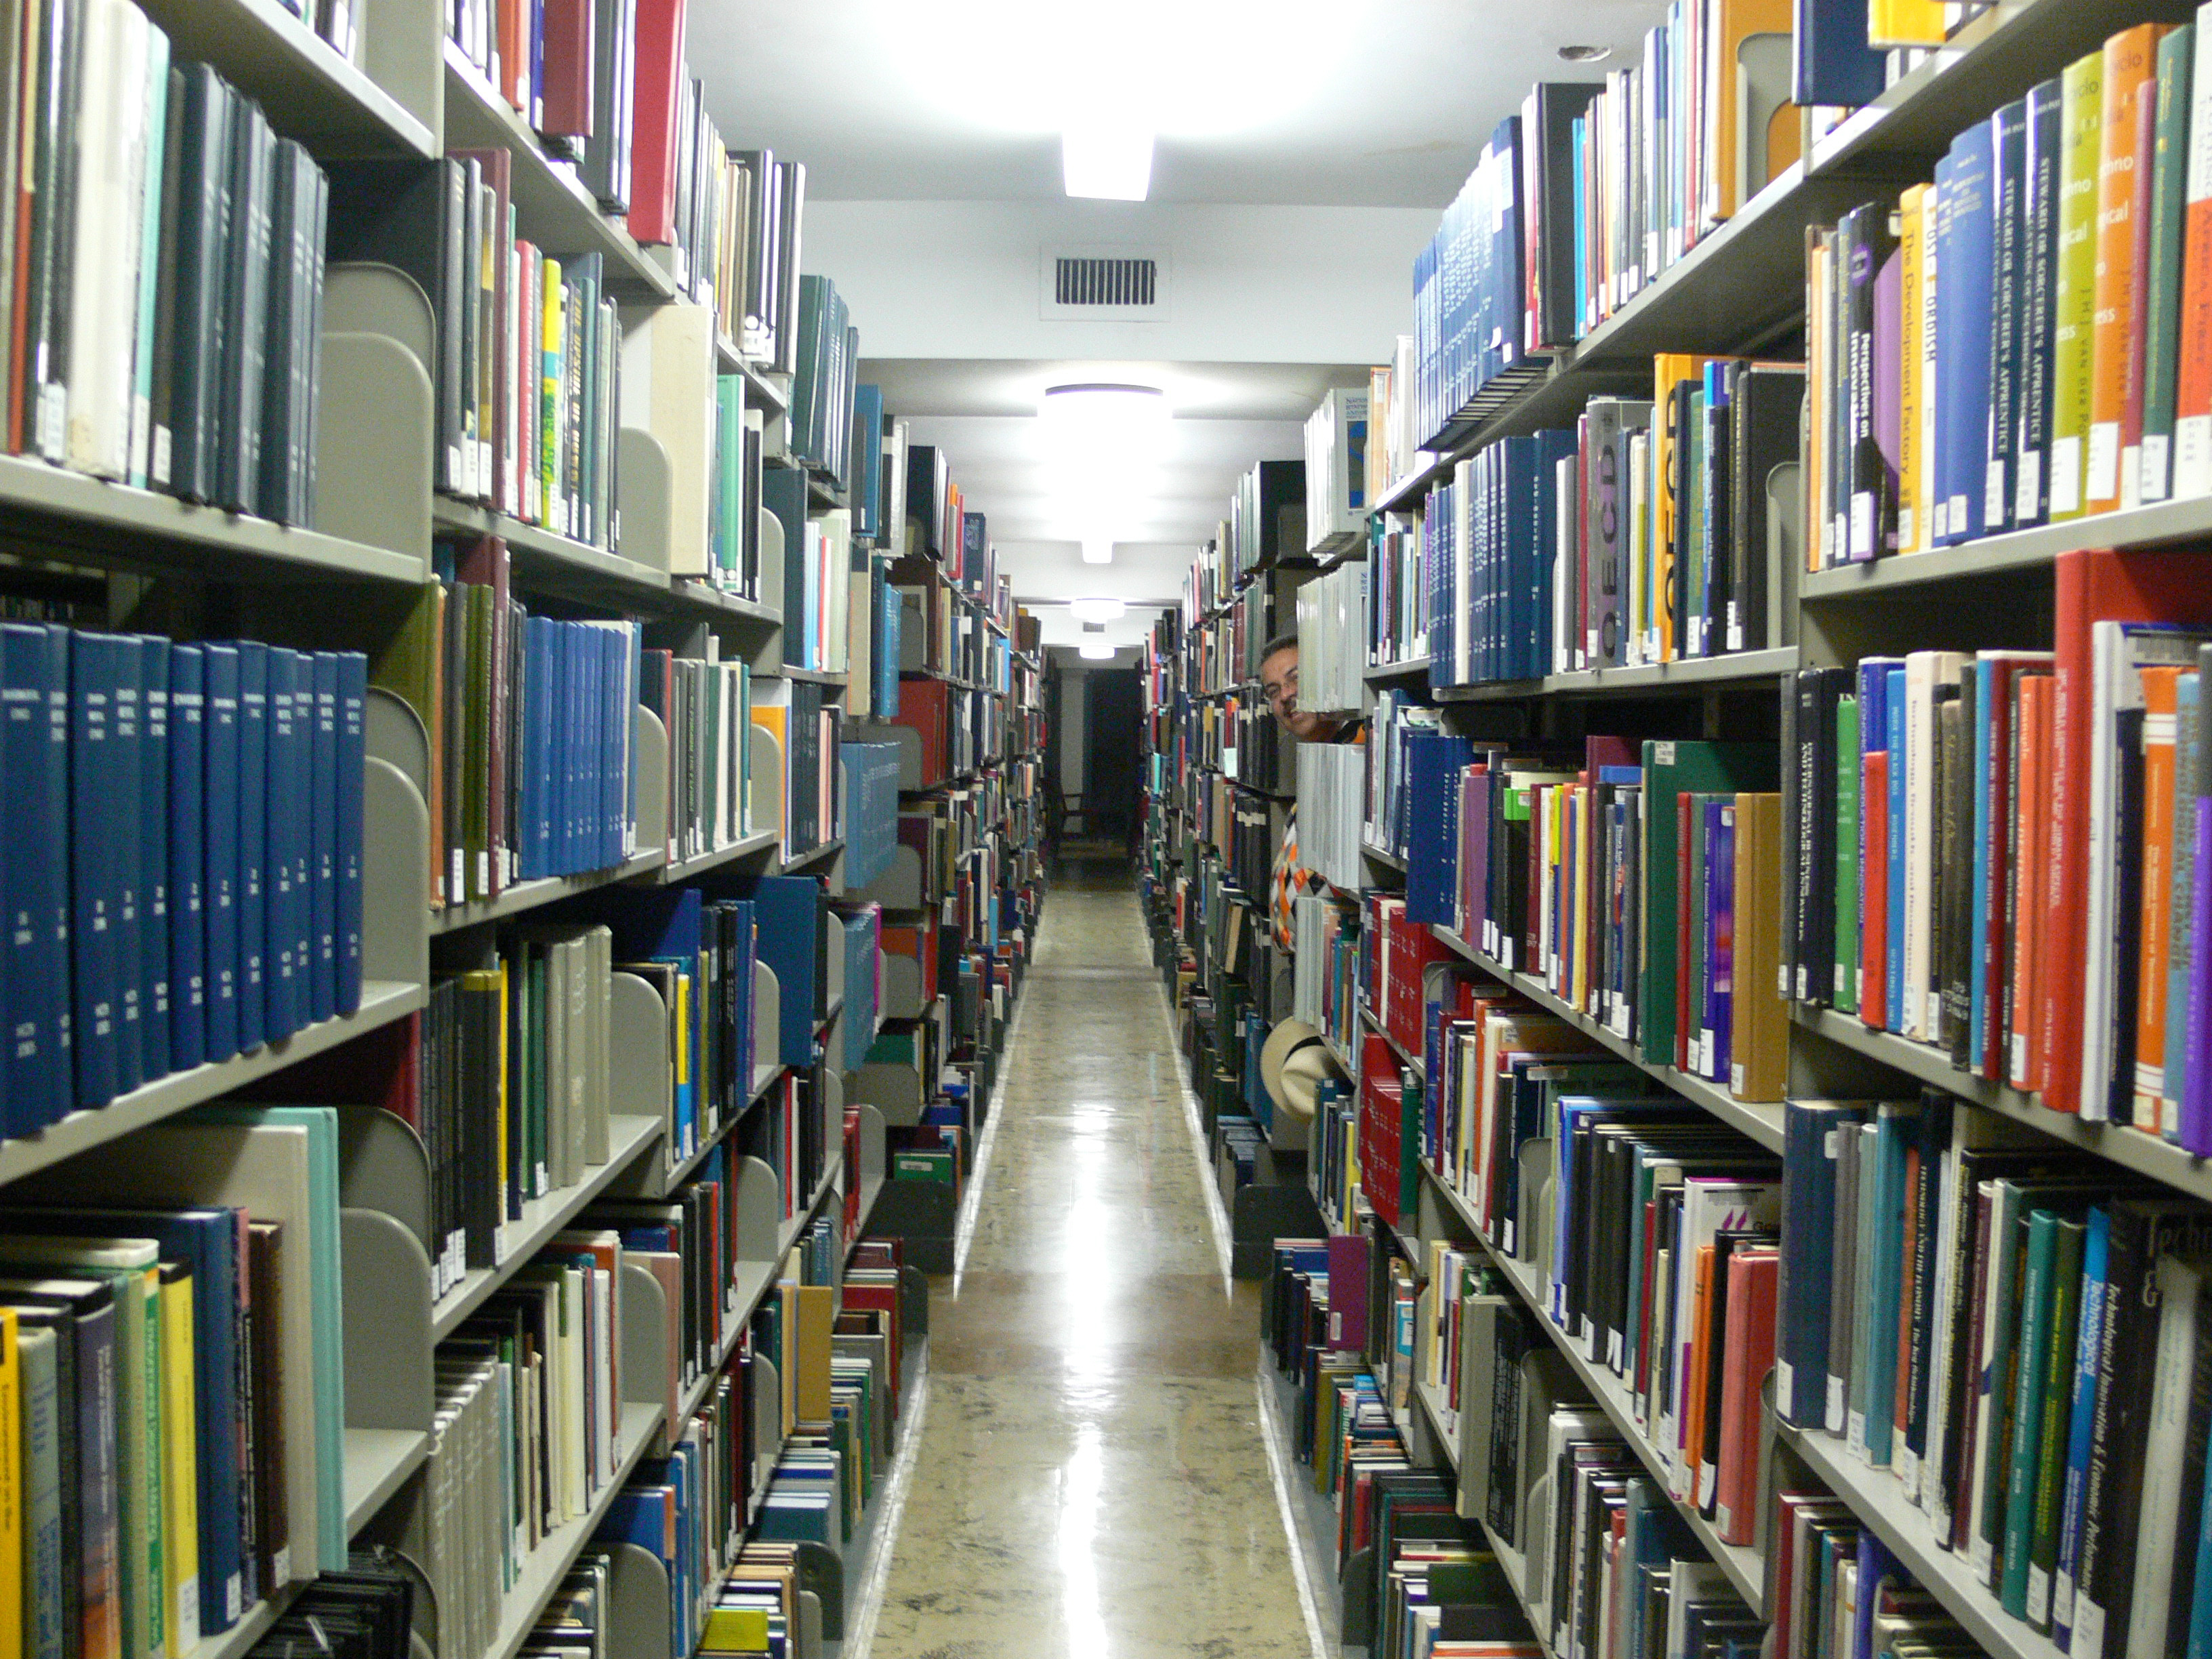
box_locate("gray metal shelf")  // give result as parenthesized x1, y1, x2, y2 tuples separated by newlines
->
(1433, 647, 1800, 701)
(1430, 926, 1785, 1151)
(1793, 1006, 2212, 1204)
(1802, 494, 2212, 599)
(430, 850, 669, 934)
(0, 980, 428, 1189)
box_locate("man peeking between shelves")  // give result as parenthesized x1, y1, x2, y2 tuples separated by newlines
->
(1261, 631, 1359, 954)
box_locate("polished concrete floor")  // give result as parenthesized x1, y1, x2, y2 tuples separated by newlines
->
(865, 861, 1320, 1659)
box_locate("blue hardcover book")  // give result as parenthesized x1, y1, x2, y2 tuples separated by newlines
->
(1404, 732, 1475, 924)
(168, 645, 207, 1073)
(262, 648, 303, 1043)
(111, 635, 146, 1094)
(333, 652, 365, 1016)
(1532, 428, 1576, 678)
(0, 1202, 245, 1634)
(138, 638, 172, 1084)
(1885, 668, 1908, 1029)
(728, 876, 819, 1065)
(231, 641, 268, 1052)
(1944, 122, 1997, 546)
(2055, 1204, 2110, 1650)
(201, 645, 241, 1063)
(69, 632, 124, 1109)
(560, 621, 582, 873)
(1, 623, 69, 1131)
(308, 653, 337, 1024)
(1795, 0, 1885, 108)
(602, 625, 626, 868)
(1852, 1529, 1904, 1659)
(1779, 1100, 1870, 1426)
(1853, 657, 1902, 1012)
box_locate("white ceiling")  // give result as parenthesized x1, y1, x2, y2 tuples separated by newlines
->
(687, 0, 1671, 615)
(691, 0, 1668, 207)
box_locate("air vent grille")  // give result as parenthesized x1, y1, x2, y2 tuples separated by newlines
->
(1055, 256, 1158, 308)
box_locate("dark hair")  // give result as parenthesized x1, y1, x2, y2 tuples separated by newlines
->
(1260, 631, 1298, 663)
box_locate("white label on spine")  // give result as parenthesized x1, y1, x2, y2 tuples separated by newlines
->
(1985, 459, 2008, 526)
(2016, 449, 2043, 521)
(1850, 492, 1875, 560)
(2028, 1565, 2052, 1625)
(2143, 434, 2173, 503)
(2085, 422, 2121, 504)
(2175, 416, 2212, 496)
(2050, 435, 2084, 514)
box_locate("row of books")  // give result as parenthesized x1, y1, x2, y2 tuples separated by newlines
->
(1787, 546, 2212, 1135)
(1295, 740, 1371, 896)
(372, 543, 641, 907)
(1442, 739, 1788, 1102)
(335, 152, 625, 543)
(1369, 521, 1427, 674)
(443, 0, 653, 234)
(1423, 367, 1798, 687)
(1263, 1240, 1553, 1657)
(401, 1228, 634, 1659)
(238, 1563, 411, 1659)
(661, 90, 808, 382)
(787, 276, 858, 489)
(1292, 560, 1369, 716)
(1, 626, 368, 1134)
(1805, 16, 2212, 570)
(0, 1104, 354, 1655)
(643, 652, 755, 864)
(1776, 1095, 2212, 1658)
(5, 20, 333, 523)
(1303, 387, 1370, 550)
(1179, 461, 1307, 608)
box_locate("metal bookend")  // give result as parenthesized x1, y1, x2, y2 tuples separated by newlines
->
(621, 1258, 669, 1413)
(341, 1206, 433, 1432)
(615, 428, 674, 575)
(318, 265, 436, 569)
(754, 960, 782, 1077)
(608, 970, 674, 1166)
(602, 1542, 673, 1659)
(632, 703, 671, 856)
(364, 754, 432, 988)
(748, 724, 784, 847)
(853, 844, 924, 913)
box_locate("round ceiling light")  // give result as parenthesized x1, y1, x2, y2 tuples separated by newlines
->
(1079, 641, 1118, 661)
(1068, 598, 1127, 624)
(1558, 43, 1612, 62)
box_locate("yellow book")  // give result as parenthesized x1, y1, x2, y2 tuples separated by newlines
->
(1803, 229, 1831, 571)
(157, 1269, 197, 1658)
(1896, 188, 1927, 554)
(0, 1308, 18, 1659)
(2049, 52, 2106, 520)
(541, 256, 564, 529)
(1868, 0, 1947, 47)
(700, 1607, 771, 1652)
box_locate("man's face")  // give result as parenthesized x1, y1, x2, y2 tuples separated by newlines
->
(1260, 647, 1328, 741)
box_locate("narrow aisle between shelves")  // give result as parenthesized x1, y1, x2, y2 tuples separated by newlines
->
(865, 863, 1320, 1659)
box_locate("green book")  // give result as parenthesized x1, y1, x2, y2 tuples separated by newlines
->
(2028, 1213, 2087, 1632)
(1637, 742, 1780, 1065)
(2048, 51, 2105, 520)
(2139, 24, 2194, 504)
(891, 1149, 956, 1185)
(1684, 391, 1708, 652)
(1835, 695, 1861, 1016)
(2001, 1208, 2064, 1616)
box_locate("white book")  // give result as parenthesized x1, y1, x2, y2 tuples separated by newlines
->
(63, 0, 141, 477)
(1901, 651, 1961, 1040)
(1664, 1176, 1782, 1497)
(2123, 1253, 2211, 1657)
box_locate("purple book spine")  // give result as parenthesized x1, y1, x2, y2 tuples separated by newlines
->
(2183, 798, 2212, 1153)
(1706, 798, 1736, 1083)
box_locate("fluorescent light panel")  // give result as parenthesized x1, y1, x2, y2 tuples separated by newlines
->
(1062, 122, 1153, 200)
(1079, 640, 1118, 660)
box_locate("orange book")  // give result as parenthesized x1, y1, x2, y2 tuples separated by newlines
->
(1708, 0, 1797, 226)
(1684, 1242, 1717, 1500)
(1714, 1247, 1779, 1544)
(2087, 24, 2171, 515)
(2010, 673, 2053, 1091)
(2135, 664, 2190, 1130)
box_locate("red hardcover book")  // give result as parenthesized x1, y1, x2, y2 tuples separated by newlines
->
(497, 0, 527, 111)
(1713, 1245, 1778, 1544)
(625, 0, 688, 246)
(537, 0, 594, 138)
(2036, 548, 2212, 1113)
(893, 678, 952, 785)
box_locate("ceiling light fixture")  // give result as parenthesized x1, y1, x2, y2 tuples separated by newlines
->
(1063, 121, 1153, 201)
(1038, 382, 1168, 433)
(1068, 597, 1127, 624)
(1081, 537, 1115, 565)
(1557, 43, 1612, 62)
(1079, 641, 1118, 661)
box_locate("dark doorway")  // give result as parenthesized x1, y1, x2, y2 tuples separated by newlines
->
(1084, 668, 1143, 851)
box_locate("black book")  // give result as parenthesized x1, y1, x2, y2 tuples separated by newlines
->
(579, 0, 635, 209)
(22, 0, 77, 462)
(1526, 83, 1603, 349)
(146, 62, 185, 490)
(218, 100, 273, 516)
(258, 140, 319, 527)
(1778, 670, 1799, 1004)
(323, 157, 466, 495)
(1668, 378, 1698, 644)
(1727, 365, 1804, 654)
(1844, 201, 1899, 563)
(166, 64, 234, 503)
(772, 159, 805, 377)
(1699, 368, 1734, 657)
(1795, 668, 1849, 1006)
(2106, 705, 2148, 1123)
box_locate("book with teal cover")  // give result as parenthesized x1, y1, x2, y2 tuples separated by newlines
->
(2001, 1207, 2064, 1617)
